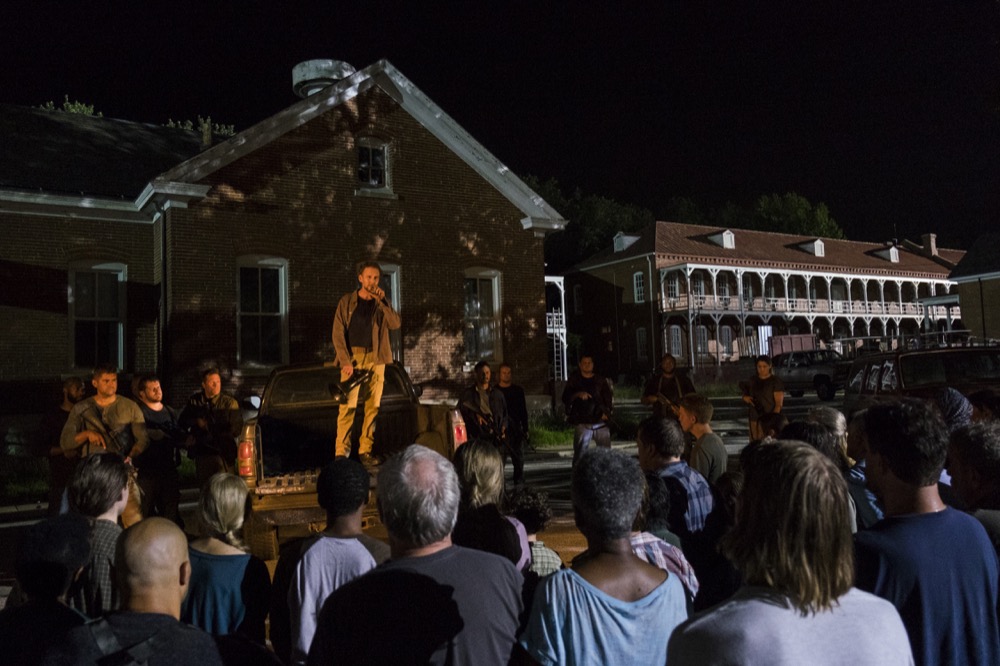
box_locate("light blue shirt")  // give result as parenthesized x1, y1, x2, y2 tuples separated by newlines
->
(520, 568, 687, 665)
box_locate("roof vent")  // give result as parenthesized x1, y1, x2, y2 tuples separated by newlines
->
(709, 229, 735, 249)
(292, 60, 356, 99)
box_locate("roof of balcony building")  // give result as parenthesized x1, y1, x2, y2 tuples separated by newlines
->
(572, 221, 963, 280)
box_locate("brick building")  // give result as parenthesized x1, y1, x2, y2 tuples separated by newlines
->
(564, 222, 963, 381)
(0, 59, 565, 429)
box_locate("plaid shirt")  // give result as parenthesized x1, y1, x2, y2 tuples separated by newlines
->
(529, 541, 564, 577)
(70, 518, 121, 618)
(630, 531, 700, 600)
(658, 461, 714, 533)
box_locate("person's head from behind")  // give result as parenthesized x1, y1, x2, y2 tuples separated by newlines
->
(116, 517, 191, 616)
(317, 457, 371, 520)
(573, 448, 644, 543)
(16, 513, 91, 602)
(757, 412, 789, 440)
(678, 393, 713, 432)
(507, 485, 553, 536)
(714, 471, 744, 526)
(723, 440, 853, 614)
(378, 445, 460, 548)
(636, 416, 685, 470)
(69, 452, 130, 518)
(780, 420, 849, 473)
(948, 421, 1000, 510)
(846, 409, 869, 462)
(863, 398, 948, 494)
(968, 390, 1000, 423)
(641, 473, 674, 534)
(809, 406, 848, 452)
(454, 440, 504, 510)
(197, 473, 249, 549)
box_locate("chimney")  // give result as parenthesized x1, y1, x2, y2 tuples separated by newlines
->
(201, 119, 212, 149)
(921, 233, 938, 257)
(292, 60, 356, 99)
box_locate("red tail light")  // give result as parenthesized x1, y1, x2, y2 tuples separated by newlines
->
(237, 438, 255, 480)
(451, 409, 468, 450)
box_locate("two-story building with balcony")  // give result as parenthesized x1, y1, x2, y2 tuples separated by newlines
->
(564, 221, 964, 380)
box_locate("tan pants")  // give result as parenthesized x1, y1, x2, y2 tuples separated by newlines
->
(336, 349, 385, 457)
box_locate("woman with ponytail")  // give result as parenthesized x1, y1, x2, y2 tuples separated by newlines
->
(181, 473, 271, 645)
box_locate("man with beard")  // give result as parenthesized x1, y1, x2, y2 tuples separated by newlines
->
(180, 368, 243, 487)
(135, 375, 184, 526)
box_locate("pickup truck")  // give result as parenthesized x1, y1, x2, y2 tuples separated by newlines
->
(771, 349, 850, 401)
(237, 362, 467, 559)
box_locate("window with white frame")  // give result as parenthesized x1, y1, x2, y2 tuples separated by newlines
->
(357, 137, 390, 189)
(692, 274, 705, 296)
(633, 271, 645, 303)
(720, 325, 734, 356)
(238, 257, 288, 366)
(70, 262, 125, 369)
(378, 263, 402, 361)
(464, 268, 501, 362)
(667, 273, 680, 299)
(696, 325, 709, 354)
(669, 325, 683, 357)
(743, 276, 755, 299)
(636, 327, 648, 360)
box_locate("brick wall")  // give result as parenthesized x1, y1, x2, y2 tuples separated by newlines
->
(165, 86, 550, 401)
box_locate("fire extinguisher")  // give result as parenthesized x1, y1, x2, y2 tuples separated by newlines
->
(237, 438, 255, 480)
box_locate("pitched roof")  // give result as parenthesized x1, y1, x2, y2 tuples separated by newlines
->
(950, 232, 1000, 281)
(159, 59, 566, 232)
(573, 221, 963, 280)
(0, 104, 204, 199)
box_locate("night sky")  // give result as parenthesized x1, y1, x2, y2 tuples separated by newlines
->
(3, 1, 998, 250)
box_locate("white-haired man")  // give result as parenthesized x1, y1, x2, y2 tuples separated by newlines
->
(308, 445, 522, 665)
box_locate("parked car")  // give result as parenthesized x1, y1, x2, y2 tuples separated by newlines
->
(237, 362, 467, 559)
(771, 349, 850, 401)
(843, 346, 1000, 414)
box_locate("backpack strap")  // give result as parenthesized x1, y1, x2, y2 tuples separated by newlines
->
(87, 617, 173, 666)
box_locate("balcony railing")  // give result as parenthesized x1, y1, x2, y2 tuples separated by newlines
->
(660, 295, 952, 319)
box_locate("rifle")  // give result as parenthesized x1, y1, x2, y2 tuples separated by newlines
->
(738, 380, 767, 415)
(655, 392, 681, 417)
(460, 400, 510, 452)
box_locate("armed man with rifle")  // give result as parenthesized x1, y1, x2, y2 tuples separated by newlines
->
(641, 353, 695, 421)
(459, 360, 509, 450)
(60, 363, 147, 526)
(180, 367, 243, 487)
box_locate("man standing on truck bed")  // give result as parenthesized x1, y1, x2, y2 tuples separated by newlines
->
(332, 261, 401, 466)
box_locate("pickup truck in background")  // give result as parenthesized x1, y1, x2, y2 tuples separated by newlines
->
(771, 349, 851, 401)
(237, 362, 467, 559)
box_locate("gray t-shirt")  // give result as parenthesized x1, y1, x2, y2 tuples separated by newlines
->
(308, 545, 522, 665)
(690, 432, 727, 485)
(668, 586, 914, 665)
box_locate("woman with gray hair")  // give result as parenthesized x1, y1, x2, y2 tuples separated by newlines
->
(518, 448, 687, 664)
(181, 473, 271, 644)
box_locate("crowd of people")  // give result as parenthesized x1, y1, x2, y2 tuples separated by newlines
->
(4, 352, 1000, 665)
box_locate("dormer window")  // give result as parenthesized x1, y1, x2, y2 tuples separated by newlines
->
(875, 245, 900, 263)
(614, 232, 640, 252)
(709, 229, 735, 249)
(800, 239, 825, 257)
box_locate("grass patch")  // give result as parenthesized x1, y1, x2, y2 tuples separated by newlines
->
(528, 411, 573, 448)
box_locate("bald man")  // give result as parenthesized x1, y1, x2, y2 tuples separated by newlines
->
(39, 518, 227, 665)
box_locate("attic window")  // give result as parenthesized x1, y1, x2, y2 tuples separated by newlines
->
(613, 232, 640, 252)
(800, 239, 825, 257)
(875, 245, 900, 263)
(709, 229, 735, 249)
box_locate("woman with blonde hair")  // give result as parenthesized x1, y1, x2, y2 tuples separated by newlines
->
(181, 473, 271, 644)
(452, 441, 529, 570)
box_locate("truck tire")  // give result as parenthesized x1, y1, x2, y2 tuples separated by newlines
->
(816, 380, 836, 401)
